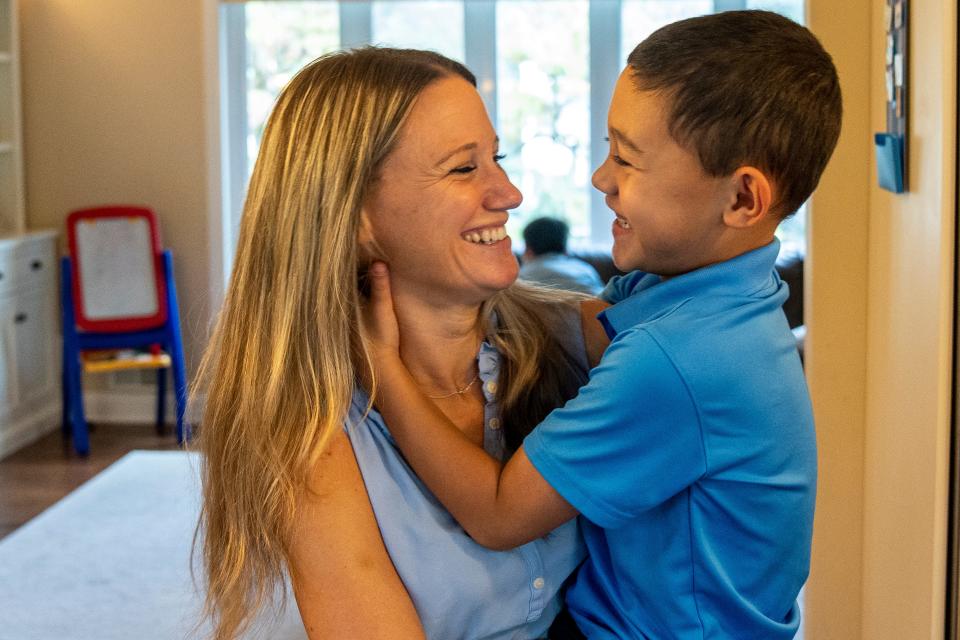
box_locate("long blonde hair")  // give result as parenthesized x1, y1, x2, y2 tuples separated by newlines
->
(194, 47, 589, 640)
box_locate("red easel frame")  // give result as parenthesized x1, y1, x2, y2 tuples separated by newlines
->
(66, 206, 168, 333)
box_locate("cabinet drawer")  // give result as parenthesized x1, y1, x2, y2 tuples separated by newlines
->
(14, 237, 55, 290)
(0, 287, 57, 417)
(0, 233, 56, 296)
(0, 242, 13, 296)
(11, 289, 57, 407)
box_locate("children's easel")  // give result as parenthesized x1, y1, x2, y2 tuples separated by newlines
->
(62, 206, 189, 455)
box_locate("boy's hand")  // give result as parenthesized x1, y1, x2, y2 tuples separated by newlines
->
(360, 261, 401, 362)
(359, 263, 578, 549)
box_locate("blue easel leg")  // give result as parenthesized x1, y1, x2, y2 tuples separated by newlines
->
(156, 366, 167, 435)
(172, 355, 188, 445)
(67, 355, 89, 456)
(61, 256, 89, 456)
(61, 346, 71, 440)
(162, 251, 190, 445)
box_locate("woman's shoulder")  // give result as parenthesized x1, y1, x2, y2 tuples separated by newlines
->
(343, 387, 398, 448)
(511, 286, 598, 368)
(504, 283, 582, 328)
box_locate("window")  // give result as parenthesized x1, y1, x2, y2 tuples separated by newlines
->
(244, 1, 340, 165)
(496, 2, 591, 240)
(621, 0, 713, 63)
(372, 1, 464, 57)
(221, 0, 806, 266)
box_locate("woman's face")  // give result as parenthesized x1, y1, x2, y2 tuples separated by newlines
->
(363, 76, 523, 306)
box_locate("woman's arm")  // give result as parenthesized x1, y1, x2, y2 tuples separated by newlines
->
(288, 428, 426, 639)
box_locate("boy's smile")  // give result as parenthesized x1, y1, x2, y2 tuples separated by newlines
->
(592, 70, 736, 276)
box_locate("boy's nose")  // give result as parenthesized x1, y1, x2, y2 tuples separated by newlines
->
(592, 159, 617, 195)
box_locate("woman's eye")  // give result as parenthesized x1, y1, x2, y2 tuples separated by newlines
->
(450, 165, 476, 174)
(494, 153, 506, 163)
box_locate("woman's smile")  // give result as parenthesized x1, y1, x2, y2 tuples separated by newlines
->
(363, 75, 522, 300)
(460, 224, 509, 245)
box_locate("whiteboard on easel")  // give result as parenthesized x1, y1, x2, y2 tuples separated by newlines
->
(75, 217, 159, 320)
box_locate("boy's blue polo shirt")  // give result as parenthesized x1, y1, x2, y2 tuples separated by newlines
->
(523, 240, 816, 639)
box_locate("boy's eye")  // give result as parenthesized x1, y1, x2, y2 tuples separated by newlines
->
(603, 137, 632, 167)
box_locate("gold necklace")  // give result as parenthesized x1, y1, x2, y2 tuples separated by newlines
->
(424, 373, 480, 400)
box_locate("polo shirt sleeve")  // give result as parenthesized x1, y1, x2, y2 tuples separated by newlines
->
(523, 327, 707, 529)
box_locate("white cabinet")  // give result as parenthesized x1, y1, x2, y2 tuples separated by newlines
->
(0, 0, 24, 236)
(0, 1, 58, 458)
(0, 232, 59, 458)
(0, 300, 13, 409)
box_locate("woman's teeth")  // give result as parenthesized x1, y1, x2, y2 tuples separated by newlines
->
(462, 226, 508, 245)
(616, 217, 632, 230)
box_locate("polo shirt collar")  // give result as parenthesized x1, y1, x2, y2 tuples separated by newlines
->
(599, 239, 782, 337)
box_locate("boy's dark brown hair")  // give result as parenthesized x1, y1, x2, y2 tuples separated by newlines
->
(627, 10, 842, 217)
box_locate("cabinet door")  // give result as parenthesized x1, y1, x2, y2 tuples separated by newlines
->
(0, 298, 14, 416)
(11, 289, 56, 408)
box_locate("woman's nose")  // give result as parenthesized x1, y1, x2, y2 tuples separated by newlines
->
(486, 170, 523, 211)
(592, 158, 617, 196)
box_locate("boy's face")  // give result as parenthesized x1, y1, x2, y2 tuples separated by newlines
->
(593, 71, 734, 276)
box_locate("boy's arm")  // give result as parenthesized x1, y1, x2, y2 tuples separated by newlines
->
(580, 297, 611, 368)
(363, 263, 578, 550)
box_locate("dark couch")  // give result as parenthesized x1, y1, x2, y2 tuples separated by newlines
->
(568, 247, 805, 331)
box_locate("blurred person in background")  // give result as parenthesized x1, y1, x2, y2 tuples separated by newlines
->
(519, 217, 604, 295)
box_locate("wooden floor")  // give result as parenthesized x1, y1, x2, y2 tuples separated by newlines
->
(0, 423, 182, 540)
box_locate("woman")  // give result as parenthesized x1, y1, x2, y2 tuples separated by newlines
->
(195, 47, 608, 640)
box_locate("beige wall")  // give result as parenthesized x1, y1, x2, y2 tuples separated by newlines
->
(806, 0, 957, 638)
(804, 0, 872, 636)
(19, 0, 217, 375)
(15, 0, 960, 637)
(860, 0, 956, 635)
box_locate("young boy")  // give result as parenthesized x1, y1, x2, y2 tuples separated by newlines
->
(364, 10, 841, 639)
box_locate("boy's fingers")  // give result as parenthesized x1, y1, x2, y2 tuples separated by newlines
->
(367, 261, 394, 314)
(364, 262, 401, 353)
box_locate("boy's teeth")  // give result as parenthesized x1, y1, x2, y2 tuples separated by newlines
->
(616, 217, 631, 230)
(462, 226, 507, 244)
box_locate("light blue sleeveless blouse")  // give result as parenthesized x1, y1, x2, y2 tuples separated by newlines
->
(344, 324, 587, 639)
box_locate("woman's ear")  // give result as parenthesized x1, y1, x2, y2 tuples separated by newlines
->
(357, 209, 376, 297)
(723, 166, 775, 229)
(358, 208, 375, 250)
(358, 207, 386, 266)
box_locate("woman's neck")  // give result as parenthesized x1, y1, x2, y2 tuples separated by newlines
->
(390, 288, 486, 396)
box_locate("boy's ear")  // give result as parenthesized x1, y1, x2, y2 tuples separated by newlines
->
(723, 166, 775, 229)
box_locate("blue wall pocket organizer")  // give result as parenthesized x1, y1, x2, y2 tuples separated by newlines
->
(875, 0, 907, 193)
(875, 133, 904, 193)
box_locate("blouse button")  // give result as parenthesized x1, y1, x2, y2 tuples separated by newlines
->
(532, 577, 545, 590)
(488, 418, 501, 430)
(484, 380, 498, 394)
